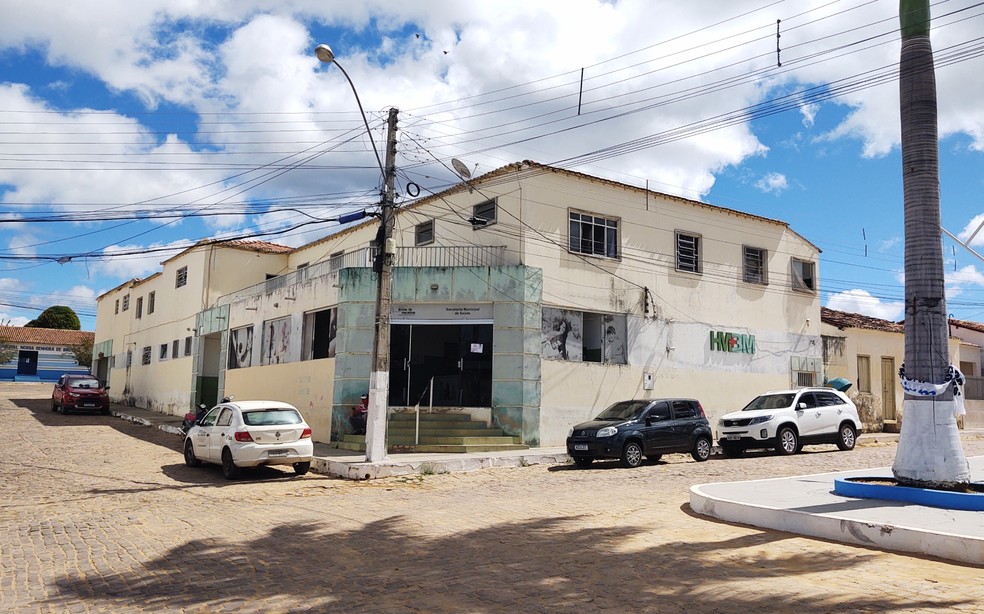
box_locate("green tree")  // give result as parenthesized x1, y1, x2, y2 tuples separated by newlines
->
(70, 339, 93, 372)
(0, 340, 15, 365)
(891, 0, 969, 488)
(25, 306, 81, 330)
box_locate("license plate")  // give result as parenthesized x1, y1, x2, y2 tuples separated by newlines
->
(268, 450, 288, 457)
(81, 403, 95, 408)
(573, 444, 589, 451)
(726, 434, 741, 441)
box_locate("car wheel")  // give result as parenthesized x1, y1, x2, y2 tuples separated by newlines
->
(51, 400, 57, 412)
(102, 408, 111, 416)
(183, 439, 201, 467)
(720, 443, 743, 458)
(620, 441, 644, 468)
(646, 454, 663, 463)
(293, 461, 311, 476)
(221, 448, 240, 479)
(837, 423, 857, 451)
(691, 436, 712, 462)
(572, 456, 593, 468)
(776, 426, 798, 456)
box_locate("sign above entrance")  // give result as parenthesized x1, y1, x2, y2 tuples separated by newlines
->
(391, 303, 493, 323)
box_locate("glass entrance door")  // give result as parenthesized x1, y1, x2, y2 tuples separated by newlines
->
(390, 323, 492, 407)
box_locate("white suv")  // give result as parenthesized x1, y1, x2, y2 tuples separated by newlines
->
(716, 388, 862, 457)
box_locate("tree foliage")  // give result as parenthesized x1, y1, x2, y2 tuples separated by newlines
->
(70, 339, 93, 371)
(25, 306, 81, 330)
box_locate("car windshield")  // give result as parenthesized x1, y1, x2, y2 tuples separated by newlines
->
(594, 400, 650, 421)
(742, 393, 795, 411)
(69, 378, 100, 389)
(242, 408, 303, 426)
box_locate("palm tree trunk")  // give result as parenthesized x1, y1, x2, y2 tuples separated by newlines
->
(891, 0, 969, 488)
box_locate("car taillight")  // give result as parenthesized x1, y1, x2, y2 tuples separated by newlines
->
(696, 402, 706, 417)
(301, 428, 312, 439)
(234, 431, 254, 442)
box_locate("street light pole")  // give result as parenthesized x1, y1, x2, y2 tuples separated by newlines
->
(315, 44, 398, 462)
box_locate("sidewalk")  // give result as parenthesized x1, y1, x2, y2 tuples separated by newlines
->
(106, 403, 571, 480)
(109, 401, 908, 480)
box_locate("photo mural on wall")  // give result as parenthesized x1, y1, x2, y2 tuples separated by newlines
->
(262, 316, 291, 365)
(541, 307, 583, 361)
(228, 325, 254, 369)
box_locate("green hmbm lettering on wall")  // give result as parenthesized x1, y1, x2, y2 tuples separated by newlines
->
(709, 331, 755, 354)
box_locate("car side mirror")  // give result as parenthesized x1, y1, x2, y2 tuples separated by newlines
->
(798, 402, 807, 410)
(105, 386, 111, 391)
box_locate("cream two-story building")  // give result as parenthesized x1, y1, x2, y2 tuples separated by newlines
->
(96, 161, 824, 447)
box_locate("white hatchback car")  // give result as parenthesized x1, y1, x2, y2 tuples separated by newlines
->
(183, 400, 314, 479)
(716, 388, 862, 457)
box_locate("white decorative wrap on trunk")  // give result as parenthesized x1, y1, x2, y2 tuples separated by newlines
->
(899, 364, 966, 416)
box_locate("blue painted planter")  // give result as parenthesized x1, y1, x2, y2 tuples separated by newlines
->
(834, 477, 984, 511)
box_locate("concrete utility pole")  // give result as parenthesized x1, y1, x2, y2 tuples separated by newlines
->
(364, 107, 399, 462)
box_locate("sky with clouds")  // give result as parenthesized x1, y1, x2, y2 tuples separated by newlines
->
(1, 0, 983, 330)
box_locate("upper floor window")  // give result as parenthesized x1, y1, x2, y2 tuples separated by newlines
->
(141, 346, 151, 365)
(569, 210, 619, 258)
(743, 246, 768, 285)
(472, 199, 497, 227)
(172, 339, 180, 359)
(159, 343, 168, 361)
(675, 232, 701, 273)
(184, 336, 193, 356)
(176, 266, 188, 288)
(791, 259, 816, 292)
(328, 251, 344, 272)
(135, 296, 143, 319)
(114, 299, 119, 315)
(148, 291, 155, 315)
(122, 295, 130, 311)
(415, 220, 435, 246)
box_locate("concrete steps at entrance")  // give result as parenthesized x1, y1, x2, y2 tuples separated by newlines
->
(336, 410, 528, 454)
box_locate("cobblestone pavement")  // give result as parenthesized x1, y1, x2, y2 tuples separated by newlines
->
(3, 382, 984, 614)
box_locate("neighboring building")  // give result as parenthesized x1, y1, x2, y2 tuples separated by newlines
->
(0, 325, 94, 382)
(820, 307, 981, 432)
(191, 161, 823, 446)
(93, 240, 293, 415)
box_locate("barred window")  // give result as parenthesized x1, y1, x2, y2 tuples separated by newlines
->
(176, 266, 188, 288)
(141, 346, 151, 365)
(676, 232, 701, 273)
(569, 210, 619, 258)
(122, 295, 130, 311)
(743, 246, 767, 285)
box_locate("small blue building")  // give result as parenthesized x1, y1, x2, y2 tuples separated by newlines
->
(0, 325, 94, 382)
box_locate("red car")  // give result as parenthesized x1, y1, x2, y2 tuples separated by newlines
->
(51, 374, 111, 415)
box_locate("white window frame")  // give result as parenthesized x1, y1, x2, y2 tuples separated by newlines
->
(415, 220, 435, 246)
(569, 210, 620, 259)
(791, 258, 816, 292)
(472, 198, 497, 228)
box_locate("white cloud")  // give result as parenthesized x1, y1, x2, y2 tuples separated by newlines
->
(755, 172, 788, 195)
(0, 313, 30, 326)
(91, 241, 193, 280)
(799, 102, 820, 128)
(826, 289, 904, 321)
(958, 214, 984, 246)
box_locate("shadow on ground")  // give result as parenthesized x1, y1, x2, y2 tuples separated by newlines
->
(45, 515, 971, 612)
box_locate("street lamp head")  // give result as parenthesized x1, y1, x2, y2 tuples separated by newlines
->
(315, 44, 335, 64)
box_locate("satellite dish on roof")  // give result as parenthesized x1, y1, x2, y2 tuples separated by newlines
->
(451, 158, 471, 180)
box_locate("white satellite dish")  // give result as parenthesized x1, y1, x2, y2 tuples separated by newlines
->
(451, 158, 471, 180)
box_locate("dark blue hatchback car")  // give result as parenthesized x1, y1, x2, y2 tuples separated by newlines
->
(566, 398, 713, 468)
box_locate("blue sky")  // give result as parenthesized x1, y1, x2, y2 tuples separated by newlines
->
(1, 0, 983, 331)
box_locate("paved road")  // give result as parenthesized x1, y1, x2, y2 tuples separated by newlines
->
(3, 382, 984, 613)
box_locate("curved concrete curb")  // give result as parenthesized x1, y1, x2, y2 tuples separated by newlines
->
(690, 465, 984, 566)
